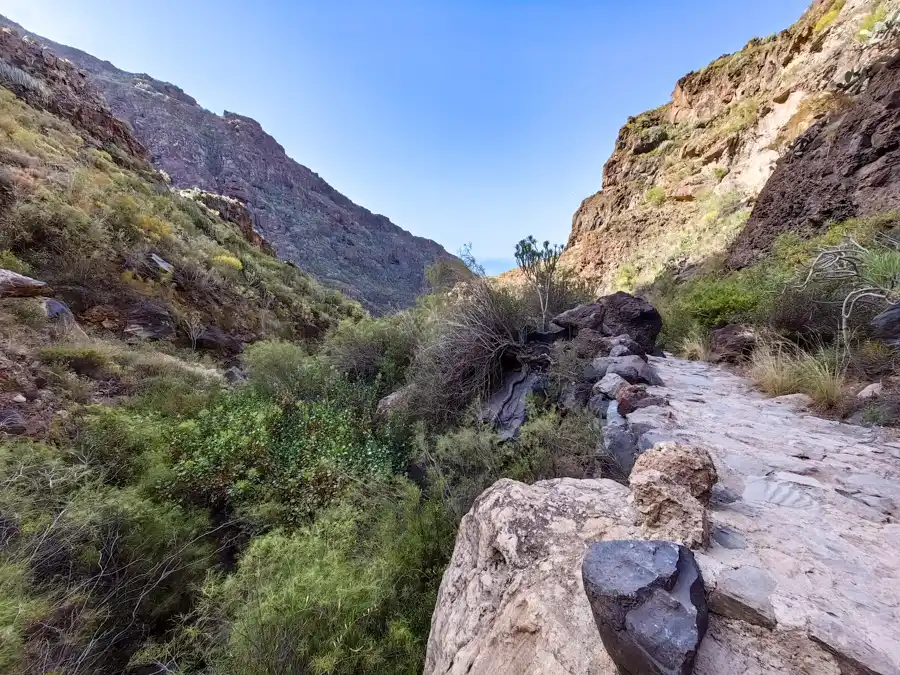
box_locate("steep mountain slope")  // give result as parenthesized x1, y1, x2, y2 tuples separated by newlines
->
(0, 15, 453, 313)
(564, 0, 900, 291)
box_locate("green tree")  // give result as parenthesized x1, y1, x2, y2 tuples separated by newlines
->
(515, 236, 564, 329)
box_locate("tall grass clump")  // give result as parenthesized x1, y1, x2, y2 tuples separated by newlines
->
(749, 338, 847, 409)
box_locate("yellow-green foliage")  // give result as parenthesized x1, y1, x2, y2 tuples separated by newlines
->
(749, 339, 846, 409)
(721, 99, 760, 135)
(0, 249, 30, 274)
(645, 185, 666, 207)
(815, 0, 846, 33)
(0, 82, 362, 341)
(212, 253, 243, 271)
(858, 2, 887, 39)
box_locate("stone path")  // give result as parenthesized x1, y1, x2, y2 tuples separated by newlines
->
(629, 356, 900, 674)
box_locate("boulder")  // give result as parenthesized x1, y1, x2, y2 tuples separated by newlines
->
(597, 292, 663, 353)
(149, 253, 174, 274)
(588, 395, 611, 419)
(551, 303, 606, 333)
(616, 384, 666, 416)
(483, 368, 541, 441)
(424, 478, 640, 675)
(582, 540, 708, 675)
(586, 357, 610, 382)
(607, 355, 662, 386)
(124, 302, 176, 340)
(857, 383, 884, 400)
(43, 299, 85, 339)
(602, 402, 639, 478)
(196, 326, 244, 354)
(872, 304, 900, 344)
(629, 443, 718, 549)
(377, 387, 412, 421)
(560, 381, 592, 412)
(0, 269, 50, 298)
(526, 325, 567, 344)
(0, 408, 26, 435)
(603, 334, 648, 361)
(711, 324, 756, 363)
(595, 373, 629, 399)
(708, 567, 777, 630)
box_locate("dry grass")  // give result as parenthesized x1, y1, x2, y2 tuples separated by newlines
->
(680, 325, 713, 361)
(748, 337, 847, 409)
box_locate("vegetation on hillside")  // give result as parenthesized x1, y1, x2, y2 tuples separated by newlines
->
(0, 74, 597, 675)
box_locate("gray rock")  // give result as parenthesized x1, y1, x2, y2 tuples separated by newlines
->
(607, 355, 662, 386)
(149, 253, 174, 274)
(196, 326, 244, 354)
(586, 357, 610, 382)
(638, 430, 675, 453)
(602, 424, 639, 478)
(483, 369, 541, 441)
(0, 269, 50, 298)
(872, 303, 900, 344)
(709, 566, 777, 629)
(588, 395, 611, 419)
(597, 292, 663, 353)
(582, 540, 708, 675)
(857, 383, 883, 400)
(223, 366, 247, 385)
(125, 302, 176, 340)
(606, 335, 648, 360)
(560, 381, 592, 412)
(606, 400, 628, 428)
(551, 303, 606, 333)
(0, 408, 26, 435)
(596, 372, 629, 399)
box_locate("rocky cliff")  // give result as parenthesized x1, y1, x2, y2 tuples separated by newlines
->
(0, 16, 453, 313)
(564, 0, 900, 290)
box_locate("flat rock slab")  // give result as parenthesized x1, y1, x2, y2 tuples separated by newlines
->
(0, 269, 50, 298)
(629, 356, 900, 673)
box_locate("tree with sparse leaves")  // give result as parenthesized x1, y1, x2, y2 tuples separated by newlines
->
(515, 236, 564, 330)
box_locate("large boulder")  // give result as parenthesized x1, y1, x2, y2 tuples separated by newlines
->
(629, 443, 718, 549)
(550, 294, 662, 353)
(424, 478, 641, 675)
(710, 324, 756, 363)
(582, 540, 708, 675)
(872, 303, 900, 345)
(597, 292, 662, 353)
(196, 326, 244, 354)
(0, 269, 50, 298)
(606, 355, 662, 386)
(124, 302, 176, 340)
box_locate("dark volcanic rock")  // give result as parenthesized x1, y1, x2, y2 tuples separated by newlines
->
(606, 355, 662, 386)
(598, 292, 663, 353)
(0, 408, 26, 435)
(711, 324, 756, 362)
(729, 53, 900, 268)
(124, 302, 175, 341)
(482, 368, 541, 441)
(551, 303, 606, 333)
(0, 16, 455, 313)
(582, 540, 708, 675)
(872, 303, 900, 344)
(196, 326, 244, 354)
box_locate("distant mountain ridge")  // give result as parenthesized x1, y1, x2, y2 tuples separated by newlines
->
(0, 14, 453, 313)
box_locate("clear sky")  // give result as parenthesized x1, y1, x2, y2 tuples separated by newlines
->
(4, 0, 810, 274)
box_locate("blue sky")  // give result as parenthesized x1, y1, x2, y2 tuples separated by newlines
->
(4, 0, 810, 274)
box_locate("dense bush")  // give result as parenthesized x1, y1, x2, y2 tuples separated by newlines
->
(170, 481, 454, 675)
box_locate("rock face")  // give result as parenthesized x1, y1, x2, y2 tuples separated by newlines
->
(550, 293, 663, 352)
(563, 0, 900, 291)
(427, 356, 900, 675)
(630, 443, 717, 549)
(482, 368, 542, 441)
(729, 50, 900, 267)
(0, 269, 50, 298)
(180, 189, 276, 256)
(0, 26, 146, 159)
(0, 16, 454, 313)
(582, 540, 708, 675)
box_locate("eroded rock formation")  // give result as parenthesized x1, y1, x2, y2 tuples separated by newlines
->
(0, 16, 454, 313)
(563, 0, 900, 290)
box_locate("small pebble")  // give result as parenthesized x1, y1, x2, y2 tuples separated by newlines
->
(12, 394, 27, 404)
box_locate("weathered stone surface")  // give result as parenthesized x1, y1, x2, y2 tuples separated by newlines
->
(587, 357, 611, 382)
(872, 303, 900, 345)
(427, 356, 900, 675)
(181, 188, 276, 255)
(424, 478, 640, 675)
(482, 369, 541, 441)
(0, 269, 50, 298)
(616, 384, 666, 416)
(588, 395, 611, 419)
(602, 334, 648, 361)
(551, 302, 606, 333)
(376, 386, 411, 421)
(597, 293, 663, 353)
(124, 302, 175, 340)
(196, 326, 244, 354)
(711, 324, 756, 363)
(607, 355, 662, 386)
(595, 373, 629, 399)
(709, 566, 777, 629)
(149, 253, 174, 274)
(858, 382, 884, 400)
(582, 540, 708, 675)
(630, 443, 716, 549)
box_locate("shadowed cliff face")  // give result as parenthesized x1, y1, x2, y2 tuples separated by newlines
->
(0, 15, 453, 314)
(562, 0, 900, 291)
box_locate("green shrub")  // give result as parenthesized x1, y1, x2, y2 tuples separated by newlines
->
(645, 186, 666, 207)
(815, 0, 846, 33)
(323, 312, 421, 392)
(169, 391, 396, 522)
(181, 481, 454, 675)
(857, 3, 888, 40)
(0, 249, 31, 274)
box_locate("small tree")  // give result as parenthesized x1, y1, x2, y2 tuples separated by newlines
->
(515, 236, 564, 330)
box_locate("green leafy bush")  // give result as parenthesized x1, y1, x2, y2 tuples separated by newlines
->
(645, 186, 666, 207)
(179, 481, 454, 675)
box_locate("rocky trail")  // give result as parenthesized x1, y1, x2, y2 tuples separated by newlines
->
(426, 355, 900, 675)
